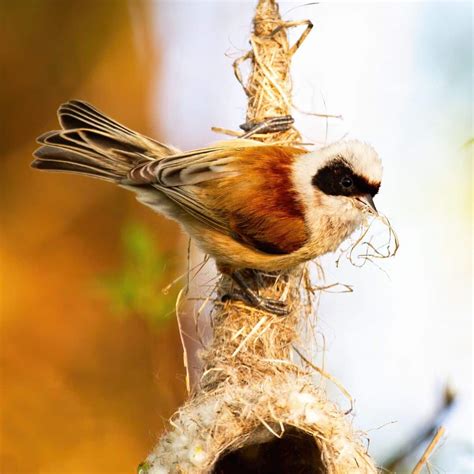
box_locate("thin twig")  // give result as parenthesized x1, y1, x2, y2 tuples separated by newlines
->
(384, 385, 455, 471)
(412, 427, 445, 474)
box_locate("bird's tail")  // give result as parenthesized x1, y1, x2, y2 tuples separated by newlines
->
(32, 100, 178, 182)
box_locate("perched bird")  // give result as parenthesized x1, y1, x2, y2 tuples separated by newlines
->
(32, 100, 382, 314)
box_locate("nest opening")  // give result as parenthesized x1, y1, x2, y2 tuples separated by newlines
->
(212, 426, 326, 474)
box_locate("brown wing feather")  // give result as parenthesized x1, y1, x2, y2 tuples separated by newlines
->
(203, 146, 309, 255)
(127, 140, 263, 236)
(129, 142, 309, 255)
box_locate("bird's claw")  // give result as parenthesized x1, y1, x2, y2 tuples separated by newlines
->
(255, 297, 289, 316)
(225, 270, 290, 316)
(221, 291, 289, 317)
(240, 115, 294, 138)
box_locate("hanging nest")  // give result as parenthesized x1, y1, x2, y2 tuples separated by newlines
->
(141, 268, 376, 473)
(140, 1, 378, 472)
(142, 377, 374, 473)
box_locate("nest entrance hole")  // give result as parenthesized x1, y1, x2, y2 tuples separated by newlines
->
(212, 426, 326, 474)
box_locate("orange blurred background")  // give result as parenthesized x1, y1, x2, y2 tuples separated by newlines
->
(1, 2, 472, 472)
(0, 2, 186, 472)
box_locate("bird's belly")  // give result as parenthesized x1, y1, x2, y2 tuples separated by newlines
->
(129, 186, 362, 272)
(186, 222, 316, 272)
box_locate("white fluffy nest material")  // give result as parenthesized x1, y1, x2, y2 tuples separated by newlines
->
(140, 373, 376, 473)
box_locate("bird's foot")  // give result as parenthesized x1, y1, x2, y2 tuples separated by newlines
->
(221, 292, 289, 317)
(222, 270, 289, 316)
(239, 115, 294, 138)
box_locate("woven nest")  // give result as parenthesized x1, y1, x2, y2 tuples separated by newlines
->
(141, 268, 376, 473)
(140, 1, 380, 472)
(142, 376, 375, 473)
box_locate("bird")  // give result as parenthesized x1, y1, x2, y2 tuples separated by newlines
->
(32, 100, 382, 314)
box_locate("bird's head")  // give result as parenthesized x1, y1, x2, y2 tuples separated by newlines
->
(292, 140, 382, 247)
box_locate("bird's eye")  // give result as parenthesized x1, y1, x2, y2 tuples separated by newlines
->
(341, 176, 353, 188)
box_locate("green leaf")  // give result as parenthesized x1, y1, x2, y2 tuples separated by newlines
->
(95, 222, 177, 328)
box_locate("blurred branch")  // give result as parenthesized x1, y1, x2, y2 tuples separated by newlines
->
(384, 384, 456, 472)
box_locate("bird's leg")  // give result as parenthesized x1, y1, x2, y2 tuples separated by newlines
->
(248, 268, 265, 287)
(225, 270, 289, 316)
(239, 115, 294, 138)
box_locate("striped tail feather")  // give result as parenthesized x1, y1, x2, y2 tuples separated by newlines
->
(32, 100, 178, 182)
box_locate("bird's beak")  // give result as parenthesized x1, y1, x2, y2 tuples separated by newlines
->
(356, 194, 378, 214)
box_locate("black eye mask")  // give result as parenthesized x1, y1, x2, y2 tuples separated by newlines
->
(312, 159, 379, 197)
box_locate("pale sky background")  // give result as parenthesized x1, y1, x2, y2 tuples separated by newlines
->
(151, 1, 472, 470)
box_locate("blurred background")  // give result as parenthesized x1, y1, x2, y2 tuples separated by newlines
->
(0, 1, 471, 473)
